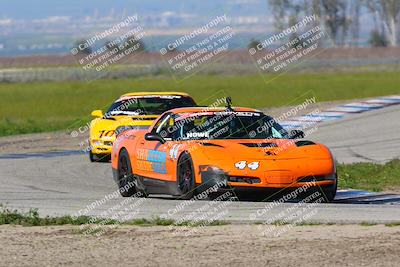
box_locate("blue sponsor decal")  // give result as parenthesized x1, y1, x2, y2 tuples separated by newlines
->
(148, 150, 167, 174)
(148, 150, 167, 163)
(152, 162, 167, 174)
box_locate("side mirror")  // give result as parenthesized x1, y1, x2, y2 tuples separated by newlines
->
(290, 130, 305, 139)
(91, 110, 103, 118)
(145, 132, 166, 144)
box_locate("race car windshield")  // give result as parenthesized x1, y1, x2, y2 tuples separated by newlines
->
(172, 112, 289, 140)
(106, 96, 196, 116)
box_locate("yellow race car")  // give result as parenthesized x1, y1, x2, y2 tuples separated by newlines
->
(89, 92, 197, 162)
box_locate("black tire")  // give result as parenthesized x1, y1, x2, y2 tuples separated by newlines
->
(89, 151, 96, 162)
(117, 149, 139, 197)
(176, 152, 195, 200)
(320, 175, 338, 203)
(89, 151, 110, 163)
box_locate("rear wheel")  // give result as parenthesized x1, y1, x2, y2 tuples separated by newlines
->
(117, 149, 140, 197)
(176, 152, 195, 200)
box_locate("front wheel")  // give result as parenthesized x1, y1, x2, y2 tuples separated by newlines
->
(176, 152, 195, 200)
(89, 151, 96, 162)
(320, 176, 338, 203)
(117, 149, 141, 197)
(89, 151, 110, 163)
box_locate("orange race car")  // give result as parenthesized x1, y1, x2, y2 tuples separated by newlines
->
(111, 100, 337, 202)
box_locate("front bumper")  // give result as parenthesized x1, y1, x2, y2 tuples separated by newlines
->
(200, 167, 336, 190)
(228, 179, 336, 189)
(90, 139, 114, 154)
(198, 166, 229, 191)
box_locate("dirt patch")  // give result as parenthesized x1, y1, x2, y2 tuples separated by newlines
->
(0, 131, 87, 154)
(0, 224, 399, 266)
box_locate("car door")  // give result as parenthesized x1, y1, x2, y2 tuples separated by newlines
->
(134, 113, 177, 182)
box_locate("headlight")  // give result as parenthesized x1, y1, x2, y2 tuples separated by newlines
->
(92, 140, 103, 146)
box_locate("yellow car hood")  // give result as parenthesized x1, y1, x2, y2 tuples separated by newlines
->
(90, 115, 156, 140)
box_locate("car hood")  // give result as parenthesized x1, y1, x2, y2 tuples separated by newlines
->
(197, 139, 331, 160)
(90, 115, 156, 139)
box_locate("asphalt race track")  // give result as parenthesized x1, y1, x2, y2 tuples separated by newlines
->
(308, 103, 400, 164)
(0, 104, 400, 224)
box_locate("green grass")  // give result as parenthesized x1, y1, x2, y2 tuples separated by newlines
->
(295, 221, 324, 226)
(0, 71, 399, 136)
(271, 219, 291, 226)
(127, 218, 229, 227)
(385, 222, 400, 227)
(0, 205, 228, 227)
(0, 206, 104, 226)
(127, 217, 176, 226)
(2, 206, 400, 228)
(338, 160, 400, 192)
(359, 222, 378, 226)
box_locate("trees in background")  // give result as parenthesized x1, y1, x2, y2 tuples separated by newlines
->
(123, 35, 146, 53)
(349, 0, 362, 47)
(375, 0, 400, 46)
(369, 30, 388, 47)
(248, 38, 261, 50)
(269, 0, 301, 32)
(268, 0, 350, 47)
(74, 39, 92, 55)
(267, 0, 400, 47)
(268, 0, 319, 46)
(320, 0, 348, 46)
(268, 0, 315, 32)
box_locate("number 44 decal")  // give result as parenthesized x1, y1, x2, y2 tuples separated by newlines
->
(235, 161, 260, 170)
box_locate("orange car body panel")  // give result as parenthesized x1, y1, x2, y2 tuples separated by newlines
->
(111, 107, 336, 191)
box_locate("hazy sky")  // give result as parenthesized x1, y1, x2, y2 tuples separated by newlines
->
(0, 0, 260, 19)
